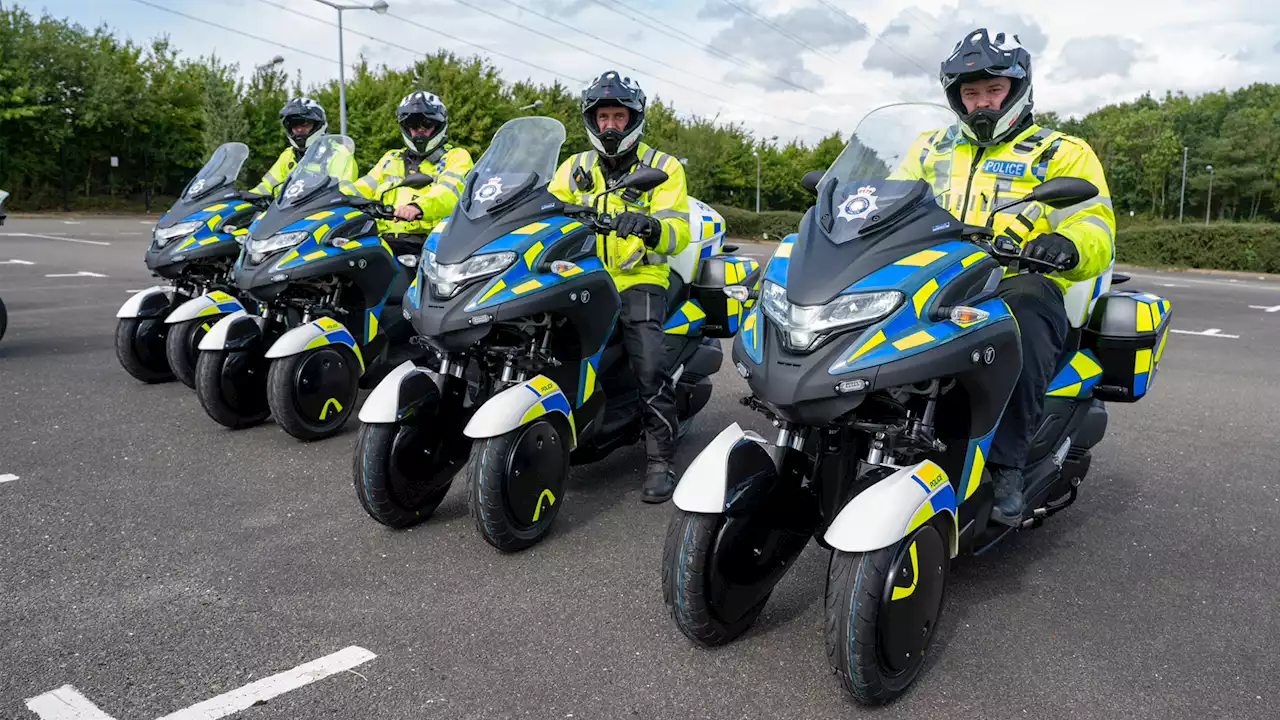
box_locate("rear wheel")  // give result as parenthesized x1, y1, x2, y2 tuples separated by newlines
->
(115, 317, 173, 383)
(468, 418, 569, 552)
(354, 421, 461, 527)
(165, 317, 215, 389)
(195, 348, 270, 429)
(824, 520, 949, 706)
(266, 346, 360, 441)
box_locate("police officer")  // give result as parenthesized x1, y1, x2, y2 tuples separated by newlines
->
(895, 29, 1116, 526)
(249, 97, 327, 197)
(353, 91, 474, 256)
(547, 71, 691, 503)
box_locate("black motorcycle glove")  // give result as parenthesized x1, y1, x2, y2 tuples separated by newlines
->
(1023, 232, 1080, 272)
(614, 212, 663, 248)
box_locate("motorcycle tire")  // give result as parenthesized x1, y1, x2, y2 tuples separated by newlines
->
(0, 297, 7, 341)
(266, 346, 360, 442)
(115, 317, 174, 384)
(195, 349, 270, 429)
(165, 318, 212, 389)
(468, 418, 569, 553)
(353, 422, 453, 528)
(662, 510, 770, 647)
(824, 519, 949, 706)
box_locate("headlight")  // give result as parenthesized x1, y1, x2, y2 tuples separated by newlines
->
(153, 221, 201, 248)
(760, 281, 902, 352)
(424, 250, 517, 299)
(246, 231, 308, 256)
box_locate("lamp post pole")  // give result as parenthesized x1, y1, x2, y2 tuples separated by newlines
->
(311, 0, 389, 135)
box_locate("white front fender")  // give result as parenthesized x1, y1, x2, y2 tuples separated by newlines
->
(264, 316, 364, 371)
(198, 310, 262, 351)
(358, 360, 443, 423)
(823, 460, 959, 557)
(464, 374, 577, 449)
(165, 291, 244, 324)
(116, 285, 174, 319)
(671, 422, 769, 513)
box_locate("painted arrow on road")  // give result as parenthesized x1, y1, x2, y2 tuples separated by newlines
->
(1, 259, 34, 265)
(44, 271, 107, 278)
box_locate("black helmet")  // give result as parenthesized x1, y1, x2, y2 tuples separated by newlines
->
(396, 90, 448, 156)
(940, 29, 1033, 147)
(580, 70, 646, 159)
(279, 97, 328, 151)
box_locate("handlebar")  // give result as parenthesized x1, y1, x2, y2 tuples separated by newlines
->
(965, 229, 1067, 275)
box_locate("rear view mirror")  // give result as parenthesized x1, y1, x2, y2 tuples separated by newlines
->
(400, 173, 434, 188)
(1024, 177, 1099, 209)
(0, 189, 8, 226)
(611, 166, 668, 194)
(800, 170, 824, 196)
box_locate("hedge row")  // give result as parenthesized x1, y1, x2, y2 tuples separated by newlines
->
(1116, 223, 1280, 273)
(711, 204, 804, 241)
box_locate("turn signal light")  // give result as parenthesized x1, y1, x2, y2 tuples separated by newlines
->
(723, 285, 750, 302)
(949, 306, 989, 324)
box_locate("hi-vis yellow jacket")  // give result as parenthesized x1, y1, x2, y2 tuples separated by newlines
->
(352, 146, 473, 235)
(892, 123, 1115, 296)
(249, 147, 301, 196)
(547, 142, 691, 294)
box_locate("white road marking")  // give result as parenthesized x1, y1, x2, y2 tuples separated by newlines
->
(45, 271, 107, 278)
(140, 221, 152, 225)
(1, 259, 35, 265)
(1248, 304, 1280, 313)
(24, 686, 114, 720)
(1, 474, 18, 483)
(1122, 272, 1278, 292)
(1158, 283, 1188, 288)
(0, 232, 110, 246)
(1170, 328, 1240, 339)
(62, 221, 82, 225)
(25, 646, 376, 720)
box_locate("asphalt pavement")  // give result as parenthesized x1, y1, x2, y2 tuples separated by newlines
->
(2, 217, 1279, 719)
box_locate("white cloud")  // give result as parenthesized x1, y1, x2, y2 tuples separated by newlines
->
(27, 0, 1280, 143)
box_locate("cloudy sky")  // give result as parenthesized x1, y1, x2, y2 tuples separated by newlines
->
(19, 0, 1280, 144)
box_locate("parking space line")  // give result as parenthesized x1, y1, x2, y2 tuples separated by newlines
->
(44, 271, 107, 278)
(1, 474, 18, 483)
(1, 259, 34, 265)
(1248, 305, 1280, 313)
(25, 686, 114, 720)
(0, 232, 111, 247)
(1170, 328, 1240, 339)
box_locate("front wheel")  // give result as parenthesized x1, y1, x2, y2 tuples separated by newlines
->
(468, 418, 569, 552)
(195, 348, 270, 429)
(165, 318, 215, 389)
(824, 520, 949, 706)
(354, 422, 460, 527)
(661, 511, 770, 646)
(115, 317, 173, 383)
(0, 296, 7, 341)
(266, 346, 360, 441)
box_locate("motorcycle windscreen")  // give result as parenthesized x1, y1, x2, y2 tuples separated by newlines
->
(251, 135, 361, 239)
(158, 142, 250, 229)
(457, 116, 566, 222)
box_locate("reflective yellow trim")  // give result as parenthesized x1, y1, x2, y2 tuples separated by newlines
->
(848, 330, 886, 362)
(478, 280, 506, 303)
(725, 262, 741, 285)
(1154, 327, 1169, 363)
(196, 305, 223, 318)
(584, 362, 596, 402)
(965, 446, 985, 500)
(726, 296, 741, 319)
(684, 302, 707, 321)
(304, 335, 329, 350)
(912, 278, 939, 317)
(561, 221, 583, 233)
(319, 397, 344, 420)
(367, 311, 378, 342)
(1070, 351, 1103, 380)
(896, 249, 947, 267)
(554, 263, 583, 278)
(303, 249, 329, 261)
(513, 279, 543, 294)
(520, 402, 545, 424)
(279, 249, 300, 266)
(891, 542, 919, 601)
(1136, 303, 1154, 332)
(523, 241, 545, 268)
(915, 462, 947, 490)
(315, 317, 343, 332)
(513, 222, 549, 235)
(774, 243, 793, 259)
(381, 240, 394, 256)
(530, 375, 557, 395)
(1150, 301, 1164, 328)
(531, 489, 557, 522)
(743, 311, 757, 331)
(906, 504, 933, 534)
(1048, 382, 1082, 398)
(344, 210, 363, 219)
(208, 291, 235, 303)
(306, 210, 335, 221)
(198, 236, 221, 246)
(206, 203, 228, 211)
(665, 323, 691, 336)
(892, 330, 934, 350)
(311, 223, 331, 241)
(960, 250, 987, 267)
(1135, 348, 1153, 374)
(341, 240, 362, 250)
(177, 236, 199, 251)
(205, 214, 223, 230)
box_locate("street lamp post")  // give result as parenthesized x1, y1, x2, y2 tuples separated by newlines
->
(1178, 145, 1187, 223)
(255, 55, 284, 73)
(752, 150, 760, 214)
(518, 99, 543, 112)
(1204, 164, 1214, 226)
(311, 0, 389, 136)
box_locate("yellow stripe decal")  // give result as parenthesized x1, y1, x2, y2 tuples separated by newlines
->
(1154, 328, 1169, 363)
(896, 249, 947, 267)
(774, 243, 793, 259)
(1070, 351, 1103, 379)
(206, 203, 228, 211)
(561, 221, 583, 233)
(584, 362, 596, 403)
(1136, 303, 1154, 332)
(685, 302, 707, 321)
(906, 504, 933, 534)
(523, 241, 545, 268)
(304, 335, 329, 350)
(531, 489, 557, 522)
(912, 278, 939, 317)
(306, 210, 335, 221)
(1135, 348, 1153, 374)
(891, 542, 919, 601)
(478, 280, 506, 303)
(965, 446, 985, 500)
(892, 330, 934, 350)
(960, 250, 987, 267)
(205, 214, 223, 230)
(848, 330, 886, 362)
(341, 240, 362, 250)
(1047, 382, 1083, 398)
(513, 279, 543, 294)
(344, 210, 363, 219)
(311, 223, 331, 240)
(303, 249, 329, 261)
(513, 222, 549, 235)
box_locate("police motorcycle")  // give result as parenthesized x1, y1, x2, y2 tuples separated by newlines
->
(114, 143, 262, 386)
(353, 116, 759, 552)
(660, 103, 1172, 705)
(0, 190, 8, 342)
(193, 134, 429, 441)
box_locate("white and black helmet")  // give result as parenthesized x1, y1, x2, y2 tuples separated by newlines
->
(580, 71, 646, 159)
(279, 97, 328, 151)
(940, 29, 1034, 147)
(396, 91, 448, 156)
